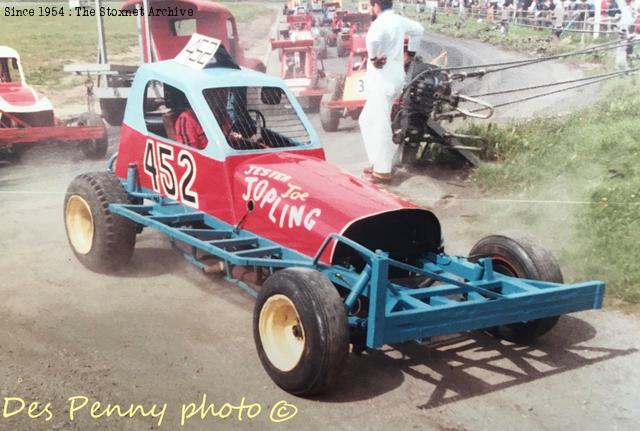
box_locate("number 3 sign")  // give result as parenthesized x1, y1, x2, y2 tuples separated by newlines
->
(342, 71, 367, 102)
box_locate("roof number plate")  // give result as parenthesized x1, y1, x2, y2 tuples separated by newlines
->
(175, 33, 222, 69)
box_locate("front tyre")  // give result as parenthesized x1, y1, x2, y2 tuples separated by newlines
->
(319, 77, 342, 132)
(253, 268, 349, 396)
(470, 235, 562, 344)
(64, 172, 137, 273)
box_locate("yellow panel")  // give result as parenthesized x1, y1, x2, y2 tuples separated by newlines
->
(342, 71, 367, 102)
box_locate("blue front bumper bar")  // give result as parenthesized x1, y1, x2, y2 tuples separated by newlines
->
(109, 193, 605, 350)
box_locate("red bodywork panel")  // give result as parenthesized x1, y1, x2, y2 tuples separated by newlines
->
(271, 39, 314, 50)
(286, 14, 313, 31)
(0, 125, 105, 144)
(0, 82, 38, 106)
(338, 13, 370, 53)
(115, 125, 418, 262)
(271, 40, 325, 98)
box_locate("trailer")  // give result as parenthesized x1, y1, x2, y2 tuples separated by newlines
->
(63, 35, 605, 396)
(64, 0, 266, 126)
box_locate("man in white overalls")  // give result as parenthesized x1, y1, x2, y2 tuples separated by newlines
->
(359, 0, 424, 182)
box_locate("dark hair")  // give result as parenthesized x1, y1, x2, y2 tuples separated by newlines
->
(370, 0, 393, 10)
(165, 84, 190, 111)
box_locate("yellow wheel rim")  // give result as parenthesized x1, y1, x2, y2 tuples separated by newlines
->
(259, 294, 305, 372)
(66, 195, 94, 255)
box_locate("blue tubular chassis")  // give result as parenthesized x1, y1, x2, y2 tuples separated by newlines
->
(110, 166, 605, 350)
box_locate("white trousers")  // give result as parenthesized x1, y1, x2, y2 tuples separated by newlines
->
(358, 85, 397, 174)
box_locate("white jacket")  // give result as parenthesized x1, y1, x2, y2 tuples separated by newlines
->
(365, 9, 424, 98)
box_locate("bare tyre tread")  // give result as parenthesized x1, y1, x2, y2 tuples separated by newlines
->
(64, 171, 137, 273)
(320, 78, 342, 132)
(469, 235, 562, 344)
(78, 112, 108, 159)
(253, 268, 349, 396)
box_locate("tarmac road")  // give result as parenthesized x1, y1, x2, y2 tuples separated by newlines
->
(0, 31, 638, 431)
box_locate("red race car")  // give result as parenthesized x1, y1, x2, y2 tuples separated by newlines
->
(336, 12, 371, 58)
(63, 35, 605, 396)
(272, 14, 327, 111)
(326, 8, 346, 47)
(1, 46, 107, 160)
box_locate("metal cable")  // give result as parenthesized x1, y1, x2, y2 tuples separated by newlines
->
(469, 71, 637, 112)
(469, 66, 640, 98)
(399, 37, 635, 104)
(444, 37, 637, 73)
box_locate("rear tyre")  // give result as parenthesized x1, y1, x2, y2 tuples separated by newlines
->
(64, 172, 137, 273)
(77, 112, 108, 159)
(320, 78, 342, 132)
(253, 268, 349, 396)
(307, 96, 322, 113)
(469, 235, 562, 344)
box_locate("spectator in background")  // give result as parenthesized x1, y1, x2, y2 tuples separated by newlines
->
(531, 0, 548, 28)
(607, 0, 621, 16)
(503, 0, 516, 19)
(618, 0, 635, 32)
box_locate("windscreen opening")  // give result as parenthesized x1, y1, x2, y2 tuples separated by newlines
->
(202, 86, 311, 151)
(0, 58, 20, 83)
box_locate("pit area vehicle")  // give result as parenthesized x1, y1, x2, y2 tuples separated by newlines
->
(308, 0, 341, 27)
(326, 8, 347, 47)
(320, 34, 368, 131)
(278, 12, 315, 39)
(336, 12, 371, 57)
(272, 15, 327, 111)
(320, 1, 342, 27)
(308, 0, 325, 26)
(1, 46, 107, 160)
(357, 0, 371, 14)
(63, 35, 605, 396)
(284, 0, 305, 14)
(64, 0, 266, 126)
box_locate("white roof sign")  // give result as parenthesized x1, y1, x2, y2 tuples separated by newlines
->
(174, 33, 222, 70)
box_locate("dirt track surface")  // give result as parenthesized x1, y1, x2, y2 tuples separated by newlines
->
(1, 15, 638, 431)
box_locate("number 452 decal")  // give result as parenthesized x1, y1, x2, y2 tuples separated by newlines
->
(143, 139, 199, 208)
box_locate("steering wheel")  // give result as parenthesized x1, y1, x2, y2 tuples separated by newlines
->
(244, 109, 267, 148)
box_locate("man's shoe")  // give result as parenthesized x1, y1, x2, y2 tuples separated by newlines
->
(366, 171, 393, 184)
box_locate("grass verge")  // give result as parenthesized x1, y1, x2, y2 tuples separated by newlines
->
(468, 79, 640, 304)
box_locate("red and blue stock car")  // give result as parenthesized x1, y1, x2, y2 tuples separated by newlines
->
(63, 37, 605, 396)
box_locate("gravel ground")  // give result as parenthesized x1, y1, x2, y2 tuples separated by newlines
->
(0, 14, 637, 431)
